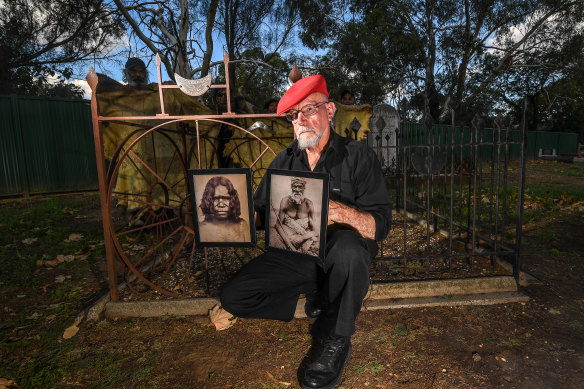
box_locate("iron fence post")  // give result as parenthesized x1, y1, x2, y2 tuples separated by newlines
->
(514, 99, 528, 279)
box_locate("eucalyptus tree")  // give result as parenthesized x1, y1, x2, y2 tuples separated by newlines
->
(0, 0, 124, 96)
(293, 0, 583, 123)
(111, 0, 297, 89)
(476, 1, 584, 129)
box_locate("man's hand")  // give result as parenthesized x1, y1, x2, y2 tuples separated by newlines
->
(328, 200, 376, 240)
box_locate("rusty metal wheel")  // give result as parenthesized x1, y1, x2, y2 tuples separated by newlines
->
(107, 122, 194, 298)
(105, 118, 277, 298)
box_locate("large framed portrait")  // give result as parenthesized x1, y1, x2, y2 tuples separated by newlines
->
(265, 169, 329, 262)
(188, 168, 256, 247)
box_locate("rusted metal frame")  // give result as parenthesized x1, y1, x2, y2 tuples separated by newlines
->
(155, 53, 233, 116)
(121, 224, 185, 280)
(111, 190, 149, 198)
(120, 227, 186, 299)
(87, 71, 120, 301)
(87, 53, 282, 300)
(103, 122, 189, 297)
(252, 146, 271, 167)
(108, 119, 177, 132)
(114, 216, 180, 237)
(129, 224, 184, 269)
(160, 137, 181, 184)
(98, 113, 281, 122)
(126, 149, 183, 200)
(160, 228, 190, 282)
(108, 124, 186, 191)
(150, 131, 159, 175)
(195, 120, 202, 169)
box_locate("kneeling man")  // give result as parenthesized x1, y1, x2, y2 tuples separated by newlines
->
(220, 74, 391, 389)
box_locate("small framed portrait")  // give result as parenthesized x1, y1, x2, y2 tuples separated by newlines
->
(265, 169, 329, 262)
(188, 168, 256, 247)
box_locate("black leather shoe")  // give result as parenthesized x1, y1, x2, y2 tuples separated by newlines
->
(301, 336, 352, 389)
(304, 295, 323, 319)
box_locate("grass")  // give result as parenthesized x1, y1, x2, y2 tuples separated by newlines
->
(528, 163, 584, 177)
(0, 195, 104, 286)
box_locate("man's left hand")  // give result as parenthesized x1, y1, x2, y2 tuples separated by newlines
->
(328, 200, 376, 240)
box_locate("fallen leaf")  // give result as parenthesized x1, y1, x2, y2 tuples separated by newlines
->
(63, 323, 79, 339)
(67, 233, 84, 242)
(55, 275, 71, 283)
(45, 314, 57, 322)
(193, 270, 204, 277)
(59, 255, 75, 263)
(266, 371, 291, 387)
(0, 377, 16, 388)
(38, 259, 61, 267)
(74, 254, 89, 261)
(25, 312, 40, 320)
(209, 305, 237, 331)
(22, 238, 38, 245)
(548, 308, 561, 315)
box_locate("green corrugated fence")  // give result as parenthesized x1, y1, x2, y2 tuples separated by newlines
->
(400, 122, 579, 159)
(0, 95, 98, 197)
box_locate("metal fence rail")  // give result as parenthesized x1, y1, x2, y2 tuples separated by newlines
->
(366, 106, 527, 280)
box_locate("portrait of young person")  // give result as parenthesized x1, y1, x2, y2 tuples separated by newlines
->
(217, 75, 392, 389)
(188, 168, 256, 247)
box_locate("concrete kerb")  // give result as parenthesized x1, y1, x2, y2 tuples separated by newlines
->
(97, 275, 528, 320)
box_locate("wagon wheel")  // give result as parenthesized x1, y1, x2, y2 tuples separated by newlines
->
(107, 122, 193, 298)
(106, 118, 278, 298)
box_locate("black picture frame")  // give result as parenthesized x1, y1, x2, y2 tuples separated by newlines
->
(265, 169, 329, 262)
(188, 168, 256, 247)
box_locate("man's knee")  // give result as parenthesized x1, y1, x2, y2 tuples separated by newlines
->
(325, 230, 371, 272)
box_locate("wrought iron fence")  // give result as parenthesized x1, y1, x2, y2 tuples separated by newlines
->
(364, 104, 526, 281)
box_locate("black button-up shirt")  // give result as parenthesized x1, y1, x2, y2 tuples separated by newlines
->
(254, 129, 392, 241)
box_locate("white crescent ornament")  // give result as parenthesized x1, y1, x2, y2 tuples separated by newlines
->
(174, 73, 212, 96)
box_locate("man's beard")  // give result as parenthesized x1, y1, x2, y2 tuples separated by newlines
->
(291, 192, 304, 204)
(297, 126, 323, 150)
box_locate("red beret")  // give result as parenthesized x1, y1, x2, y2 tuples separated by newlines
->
(277, 75, 329, 115)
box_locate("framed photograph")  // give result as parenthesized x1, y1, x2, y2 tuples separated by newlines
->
(265, 169, 329, 262)
(188, 168, 256, 247)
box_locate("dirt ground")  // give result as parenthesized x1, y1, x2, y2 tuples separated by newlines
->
(1, 160, 583, 388)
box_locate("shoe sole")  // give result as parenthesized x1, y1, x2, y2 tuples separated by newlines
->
(300, 344, 352, 389)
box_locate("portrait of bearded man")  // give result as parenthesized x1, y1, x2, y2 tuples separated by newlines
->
(270, 176, 320, 255)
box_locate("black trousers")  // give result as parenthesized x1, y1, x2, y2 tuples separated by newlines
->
(220, 229, 378, 337)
